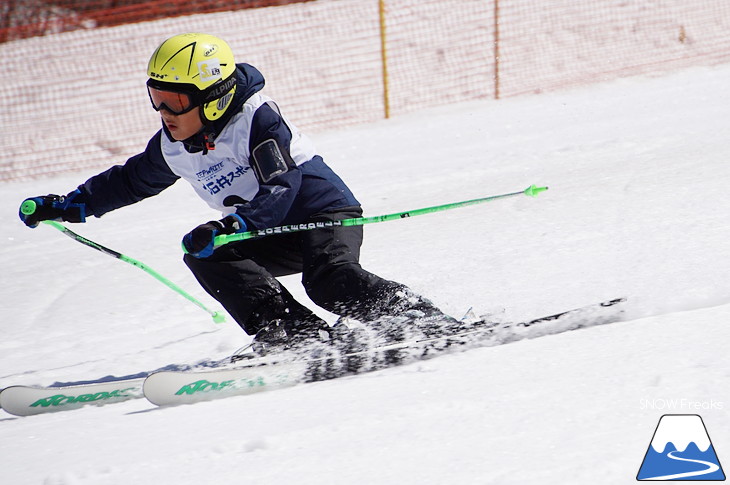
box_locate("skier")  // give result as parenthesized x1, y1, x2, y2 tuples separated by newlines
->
(18, 33, 449, 354)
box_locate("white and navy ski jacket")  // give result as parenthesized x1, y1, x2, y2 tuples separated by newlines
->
(75, 63, 359, 230)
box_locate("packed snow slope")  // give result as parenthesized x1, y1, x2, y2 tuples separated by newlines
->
(2, 63, 730, 484)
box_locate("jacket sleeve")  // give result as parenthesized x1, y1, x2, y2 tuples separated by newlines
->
(233, 102, 303, 230)
(77, 131, 180, 217)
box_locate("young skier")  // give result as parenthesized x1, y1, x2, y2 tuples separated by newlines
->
(19, 33, 449, 354)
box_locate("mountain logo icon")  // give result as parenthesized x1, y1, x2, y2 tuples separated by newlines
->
(637, 414, 725, 481)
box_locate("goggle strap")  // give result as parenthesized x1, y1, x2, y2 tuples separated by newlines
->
(201, 74, 237, 104)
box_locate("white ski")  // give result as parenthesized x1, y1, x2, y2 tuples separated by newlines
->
(0, 379, 145, 417)
(143, 298, 626, 407)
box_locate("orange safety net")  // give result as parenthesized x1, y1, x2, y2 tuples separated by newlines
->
(0, 0, 312, 43)
(496, 0, 730, 97)
(2, 0, 730, 181)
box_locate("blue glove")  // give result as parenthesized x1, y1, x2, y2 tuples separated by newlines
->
(19, 189, 87, 228)
(182, 214, 246, 258)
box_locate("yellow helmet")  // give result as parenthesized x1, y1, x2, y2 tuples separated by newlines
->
(146, 33, 237, 123)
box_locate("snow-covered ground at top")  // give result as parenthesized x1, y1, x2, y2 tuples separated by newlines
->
(1, 56, 730, 483)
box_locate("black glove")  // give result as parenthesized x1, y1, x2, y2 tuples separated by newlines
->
(182, 214, 247, 258)
(19, 189, 87, 228)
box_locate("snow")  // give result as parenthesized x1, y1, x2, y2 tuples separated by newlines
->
(2, 58, 730, 484)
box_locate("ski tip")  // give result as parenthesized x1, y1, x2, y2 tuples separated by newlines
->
(524, 185, 549, 197)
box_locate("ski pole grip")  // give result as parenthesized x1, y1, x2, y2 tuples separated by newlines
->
(21, 199, 37, 215)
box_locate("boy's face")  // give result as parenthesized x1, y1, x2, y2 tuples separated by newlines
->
(160, 107, 204, 141)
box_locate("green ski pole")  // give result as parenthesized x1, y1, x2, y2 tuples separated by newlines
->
(20, 200, 226, 324)
(214, 184, 548, 246)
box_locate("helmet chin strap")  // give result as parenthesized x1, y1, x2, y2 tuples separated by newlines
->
(202, 132, 216, 154)
(195, 104, 217, 155)
(197, 85, 237, 154)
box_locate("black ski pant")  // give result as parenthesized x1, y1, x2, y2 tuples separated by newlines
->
(183, 207, 402, 334)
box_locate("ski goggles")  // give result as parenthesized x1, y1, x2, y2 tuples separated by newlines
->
(146, 82, 199, 115)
